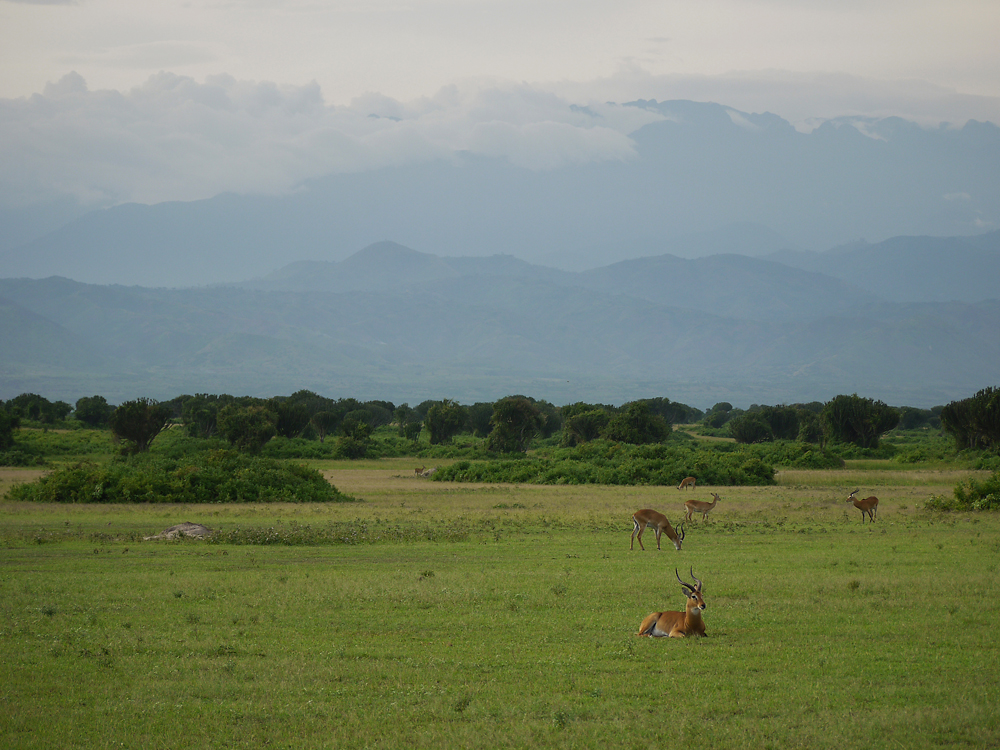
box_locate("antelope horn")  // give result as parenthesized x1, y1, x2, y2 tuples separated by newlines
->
(688, 567, 703, 591)
(676, 568, 694, 592)
(678, 524, 686, 542)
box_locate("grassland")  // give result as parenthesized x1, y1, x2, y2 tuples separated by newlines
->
(2, 457, 999, 748)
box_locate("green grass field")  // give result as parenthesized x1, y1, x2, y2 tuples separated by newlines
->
(2, 461, 999, 748)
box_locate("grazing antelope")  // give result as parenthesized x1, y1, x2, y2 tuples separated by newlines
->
(637, 568, 707, 638)
(685, 492, 720, 522)
(848, 489, 879, 523)
(631, 509, 685, 551)
(677, 476, 697, 490)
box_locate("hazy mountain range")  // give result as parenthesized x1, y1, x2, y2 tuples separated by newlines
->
(2, 99, 999, 287)
(2, 232, 998, 409)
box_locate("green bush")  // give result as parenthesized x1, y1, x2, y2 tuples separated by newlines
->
(6, 450, 354, 504)
(925, 471, 1000, 511)
(0, 450, 46, 467)
(434, 440, 776, 486)
(3, 427, 115, 459)
(954, 471, 1000, 511)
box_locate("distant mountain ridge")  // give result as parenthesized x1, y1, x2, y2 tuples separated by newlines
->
(2, 235, 998, 407)
(2, 99, 998, 287)
(764, 230, 1000, 303)
(246, 241, 571, 293)
(240, 232, 1000, 317)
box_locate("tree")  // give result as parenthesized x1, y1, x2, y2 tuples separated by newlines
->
(364, 401, 395, 427)
(601, 402, 670, 444)
(108, 398, 172, 453)
(336, 415, 374, 459)
(940, 387, 1000, 451)
(640, 397, 703, 425)
(731, 404, 800, 443)
(486, 397, 542, 453)
(466, 402, 495, 438)
(179, 393, 242, 438)
(561, 409, 610, 447)
(424, 400, 467, 445)
(6, 393, 71, 424)
(270, 399, 311, 439)
(74, 395, 114, 428)
(217, 404, 277, 453)
(728, 413, 774, 444)
(821, 394, 900, 450)
(311, 411, 341, 443)
(393, 404, 424, 441)
(0, 409, 20, 451)
(703, 402, 735, 429)
(797, 410, 827, 446)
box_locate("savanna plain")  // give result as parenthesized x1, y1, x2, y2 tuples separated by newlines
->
(1, 459, 998, 749)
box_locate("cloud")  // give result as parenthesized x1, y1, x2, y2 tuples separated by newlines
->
(0, 72, 656, 210)
(549, 68, 1000, 131)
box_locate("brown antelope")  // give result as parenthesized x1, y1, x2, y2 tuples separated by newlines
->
(630, 509, 685, 551)
(677, 476, 696, 490)
(414, 466, 426, 475)
(848, 489, 879, 523)
(637, 568, 707, 638)
(685, 492, 720, 522)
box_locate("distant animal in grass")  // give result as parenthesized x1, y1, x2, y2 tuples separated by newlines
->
(631, 509, 685, 551)
(677, 476, 696, 490)
(685, 492, 720, 522)
(848, 489, 879, 523)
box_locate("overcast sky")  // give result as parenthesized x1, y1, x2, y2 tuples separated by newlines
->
(2, 0, 999, 211)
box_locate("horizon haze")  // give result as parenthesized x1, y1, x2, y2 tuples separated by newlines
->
(2, 1, 998, 409)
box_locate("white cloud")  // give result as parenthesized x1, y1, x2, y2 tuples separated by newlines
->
(0, 73, 656, 209)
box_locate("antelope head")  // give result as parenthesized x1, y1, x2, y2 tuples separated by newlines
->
(676, 567, 705, 613)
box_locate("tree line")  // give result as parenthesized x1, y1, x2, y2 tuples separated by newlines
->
(2, 388, 997, 460)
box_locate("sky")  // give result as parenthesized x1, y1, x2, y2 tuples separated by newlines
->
(2, 0, 1000, 212)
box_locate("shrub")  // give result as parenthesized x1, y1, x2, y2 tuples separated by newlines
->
(0, 450, 46, 467)
(953, 471, 1000, 511)
(434, 440, 776, 486)
(6, 450, 354, 504)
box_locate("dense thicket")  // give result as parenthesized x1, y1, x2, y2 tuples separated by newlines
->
(7, 449, 353, 504)
(435, 440, 782, 486)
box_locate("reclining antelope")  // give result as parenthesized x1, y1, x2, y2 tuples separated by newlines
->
(630, 509, 685, 551)
(685, 492, 720, 522)
(677, 476, 696, 490)
(848, 489, 879, 523)
(637, 568, 707, 638)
